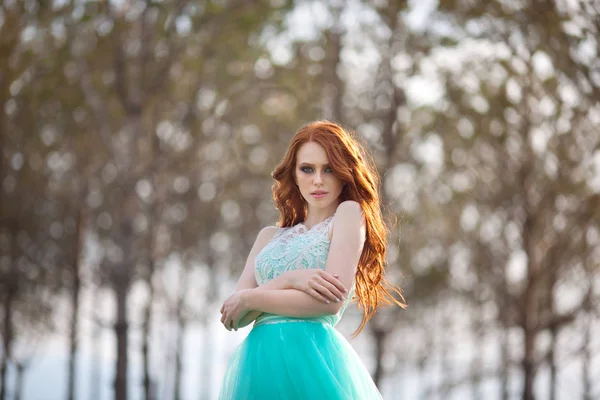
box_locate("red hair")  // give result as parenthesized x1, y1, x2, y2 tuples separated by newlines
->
(271, 120, 406, 335)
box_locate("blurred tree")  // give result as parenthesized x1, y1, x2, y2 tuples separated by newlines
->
(3, 0, 599, 399)
(57, 1, 290, 398)
(0, 4, 80, 400)
(374, 0, 600, 398)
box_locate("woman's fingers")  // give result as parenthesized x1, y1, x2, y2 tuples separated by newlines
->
(311, 276, 343, 301)
(222, 315, 228, 330)
(307, 280, 334, 302)
(317, 277, 344, 301)
(232, 312, 243, 331)
(310, 279, 342, 302)
(308, 288, 332, 303)
(221, 306, 233, 331)
(319, 271, 347, 293)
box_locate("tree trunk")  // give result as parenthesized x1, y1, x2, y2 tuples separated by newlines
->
(367, 10, 405, 388)
(582, 313, 592, 400)
(372, 325, 386, 388)
(521, 288, 537, 400)
(471, 301, 483, 400)
(0, 233, 17, 400)
(114, 217, 134, 400)
(89, 280, 103, 400)
(548, 325, 557, 400)
(0, 289, 14, 400)
(173, 266, 188, 400)
(416, 346, 428, 400)
(439, 306, 451, 399)
(173, 318, 184, 400)
(199, 256, 217, 400)
(112, 111, 141, 400)
(67, 206, 84, 400)
(142, 263, 156, 400)
(142, 101, 162, 400)
(520, 175, 540, 400)
(500, 326, 510, 400)
(14, 363, 25, 400)
(66, 265, 81, 400)
(114, 272, 130, 400)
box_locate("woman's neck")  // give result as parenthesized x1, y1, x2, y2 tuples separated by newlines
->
(302, 204, 339, 228)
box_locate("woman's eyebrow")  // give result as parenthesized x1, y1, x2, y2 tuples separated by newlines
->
(298, 162, 330, 167)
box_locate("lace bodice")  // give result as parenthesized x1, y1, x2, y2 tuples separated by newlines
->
(253, 214, 354, 327)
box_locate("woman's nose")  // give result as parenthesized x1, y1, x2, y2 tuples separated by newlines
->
(314, 172, 323, 184)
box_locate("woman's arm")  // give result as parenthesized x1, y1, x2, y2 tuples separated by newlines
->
(235, 273, 301, 329)
(223, 201, 365, 329)
(223, 221, 350, 330)
(243, 287, 340, 317)
(227, 282, 341, 330)
(247, 201, 365, 317)
(225, 226, 341, 329)
(235, 269, 347, 328)
(224, 226, 278, 329)
(232, 226, 279, 292)
(232, 227, 342, 294)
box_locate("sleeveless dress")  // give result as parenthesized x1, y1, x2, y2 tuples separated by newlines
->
(218, 215, 383, 400)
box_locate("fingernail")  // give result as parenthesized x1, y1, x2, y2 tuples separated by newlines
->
(335, 298, 340, 302)
(326, 300, 331, 304)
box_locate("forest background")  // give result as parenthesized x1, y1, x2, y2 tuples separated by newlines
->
(1, 0, 599, 399)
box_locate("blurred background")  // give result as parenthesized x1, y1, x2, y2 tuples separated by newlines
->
(1, 0, 599, 399)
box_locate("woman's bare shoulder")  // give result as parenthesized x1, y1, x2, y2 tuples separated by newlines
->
(336, 200, 361, 213)
(255, 225, 280, 245)
(335, 201, 364, 222)
(332, 201, 366, 238)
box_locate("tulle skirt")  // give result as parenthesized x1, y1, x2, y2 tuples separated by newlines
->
(218, 317, 383, 400)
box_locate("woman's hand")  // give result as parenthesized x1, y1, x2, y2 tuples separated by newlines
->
(220, 289, 252, 331)
(286, 269, 347, 304)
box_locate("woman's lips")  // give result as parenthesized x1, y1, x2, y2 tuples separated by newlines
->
(311, 192, 328, 199)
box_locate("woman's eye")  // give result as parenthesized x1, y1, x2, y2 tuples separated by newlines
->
(299, 166, 332, 173)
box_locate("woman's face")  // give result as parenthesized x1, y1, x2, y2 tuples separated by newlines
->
(295, 141, 344, 213)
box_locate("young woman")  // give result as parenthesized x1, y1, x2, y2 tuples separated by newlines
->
(219, 120, 405, 399)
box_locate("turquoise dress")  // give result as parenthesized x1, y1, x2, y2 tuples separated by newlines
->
(219, 215, 383, 400)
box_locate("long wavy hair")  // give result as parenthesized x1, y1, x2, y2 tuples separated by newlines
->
(271, 120, 406, 335)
